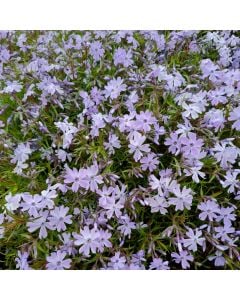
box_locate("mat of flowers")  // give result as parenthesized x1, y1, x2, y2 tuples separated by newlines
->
(0, 30, 240, 270)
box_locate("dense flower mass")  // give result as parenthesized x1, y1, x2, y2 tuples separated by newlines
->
(0, 30, 240, 270)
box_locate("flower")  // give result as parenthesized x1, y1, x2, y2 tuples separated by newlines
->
(113, 48, 133, 67)
(198, 200, 220, 221)
(73, 226, 100, 256)
(214, 223, 235, 242)
(229, 106, 240, 131)
(146, 194, 169, 214)
(108, 252, 127, 270)
(15, 251, 32, 270)
(40, 189, 57, 209)
(128, 131, 150, 161)
(5, 193, 22, 211)
(164, 132, 181, 155)
(10, 143, 32, 166)
(48, 206, 72, 232)
(86, 164, 103, 192)
(140, 153, 159, 171)
(149, 258, 170, 270)
(46, 250, 71, 270)
(117, 215, 136, 237)
(27, 211, 52, 239)
(89, 41, 104, 62)
(181, 132, 203, 158)
(96, 229, 112, 252)
(171, 250, 194, 269)
(169, 186, 193, 211)
(216, 206, 236, 225)
(183, 228, 205, 252)
(220, 170, 240, 193)
(100, 197, 124, 219)
(2, 81, 22, 93)
(104, 133, 121, 154)
(104, 77, 126, 100)
(21, 193, 43, 217)
(208, 251, 226, 267)
(63, 166, 89, 192)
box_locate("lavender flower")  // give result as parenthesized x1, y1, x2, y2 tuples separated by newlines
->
(229, 106, 240, 130)
(171, 250, 194, 269)
(46, 251, 72, 270)
(169, 186, 193, 211)
(198, 200, 220, 221)
(64, 167, 89, 192)
(27, 211, 52, 239)
(149, 258, 170, 270)
(183, 228, 205, 252)
(128, 131, 150, 161)
(73, 226, 100, 256)
(48, 205, 72, 232)
(104, 77, 126, 100)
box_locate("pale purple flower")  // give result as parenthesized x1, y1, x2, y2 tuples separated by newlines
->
(146, 194, 169, 214)
(208, 251, 226, 267)
(5, 193, 22, 211)
(96, 229, 112, 252)
(21, 194, 43, 217)
(48, 205, 72, 232)
(40, 189, 57, 209)
(140, 153, 159, 172)
(149, 258, 170, 270)
(100, 197, 124, 219)
(214, 223, 235, 242)
(46, 250, 71, 270)
(3, 81, 22, 93)
(108, 252, 127, 270)
(128, 131, 150, 161)
(10, 143, 32, 165)
(104, 133, 121, 154)
(57, 149, 72, 162)
(86, 164, 103, 192)
(15, 251, 32, 270)
(113, 48, 133, 67)
(200, 59, 218, 80)
(203, 109, 225, 132)
(73, 226, 100, 256)
(55, 120, 78, 149)
(183, 228, 205, 252)
(220, 170, 240, 193)
(135, 110, 156, 132)
(229, 106, 240, 130)
(181, 133, 203, 157)
(38, 78, 64, 95)
(169, 186, 193, 211)
(212, 142, 239, 169)
(64, 167, 89, 192)
(183, 165, 205, 183)
(171, 250, 194, 269)
(182, 102, 202, 119)
(104, 77, 126, 100)
(27, 210, 52, 239)
(89, 41, 105, 62)
(198, 200, 220, 221)
(97, 185, 115, 206)
(216, 206, 236, 225)
(164, 132, 181, 155)
(117, 215, 136, 237)
(59, 233, 77, 256)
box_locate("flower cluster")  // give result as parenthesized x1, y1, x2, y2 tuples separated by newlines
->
(0, 30, 240, 270)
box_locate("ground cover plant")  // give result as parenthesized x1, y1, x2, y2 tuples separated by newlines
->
(0, 30, 240, 270)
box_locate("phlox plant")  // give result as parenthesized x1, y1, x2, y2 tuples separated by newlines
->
(0, 30, 240, 270)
